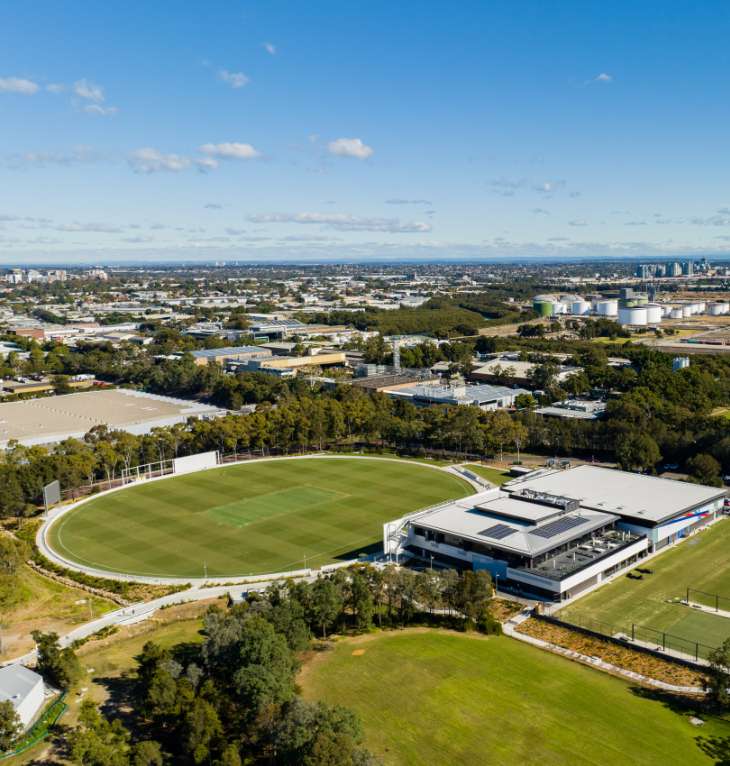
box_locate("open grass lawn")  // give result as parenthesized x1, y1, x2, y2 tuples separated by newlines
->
(300, 630, 730, 766)
(559, 520, 730, 648)
(463, 463, 511, 485)
(0, 565, 115, 662)
(49, 457, 470, 578)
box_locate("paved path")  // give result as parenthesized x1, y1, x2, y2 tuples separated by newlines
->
(3, 580, 294, 667)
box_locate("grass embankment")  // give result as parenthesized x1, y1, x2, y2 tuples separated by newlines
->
(463, 464, 511, 485)
(0, 564, 115, 662)
(48, 457, 471, 578)
(5, 599, 215, 765)
(558, 519, 730, 648)
(300, 630, 730, 765)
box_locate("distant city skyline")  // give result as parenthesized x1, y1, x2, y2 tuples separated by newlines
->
(3, 1, 730, 263)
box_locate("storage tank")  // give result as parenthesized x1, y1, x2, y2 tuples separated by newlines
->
(696, 301, 706, 313)
(720, 302, 730, 315)
(670, 308, 683, 319)
(708, 302, 724, 316)
(681, 304, 692, 318)
(571, 300, 592, 316)
(533, 296, 555, 317)
(552, 301, 568, 315)
(645, 304, 663, 324)
(595, 299, 618, 317)
(618, 305, 648, 326)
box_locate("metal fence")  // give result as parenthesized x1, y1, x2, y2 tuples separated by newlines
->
(550, 610, 716, 663)
(687, 587, 730, 614)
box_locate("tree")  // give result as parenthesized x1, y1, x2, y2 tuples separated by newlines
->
(615, 433, 661, 473)
(270, 698, 376, 766)
(69, 700, 131, 766)
(706, 638, 730, 707)
(308, 578, 344, 638)
(0, 700, 20, 753)
(686, 453, 722, 487)
(32, 631, 82, 689)
(131, 741, 164, 766)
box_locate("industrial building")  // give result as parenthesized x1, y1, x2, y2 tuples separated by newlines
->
(470, 354, 581, 387)
(228, 351, 347, 377)
(191, 345, 272, 366)
(0, 389, 226, 449)
(0, 664, 45, 728)
(534, 399, 607, 420)
(384, 465, 725, 600)
(383, 382, 530, 410)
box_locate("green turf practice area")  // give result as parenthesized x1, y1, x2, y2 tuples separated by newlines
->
(463, 463, 510, 485)
(559, 519, 730, 653)
(48, 457, 470, 578)
(301, 630, 728, 765)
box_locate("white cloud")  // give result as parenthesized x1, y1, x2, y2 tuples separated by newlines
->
(248, 211, 430, 233)
(129, 148, 191, 174)
(195, 157, 219, 171)
(592, 73, 613, 83)
(52, 221, 124, 233)
(3, 146, 102, 169)
(218, 69, 249, 88)
(385, 198, 432, 205)
(73, 79, 105, 102)
(327, 137, 374, 159)
(263, 42, 276, 55)
(0, 77, 39, 95)
(199, 142, 260, 160)
(84, 104, 118, 116)
(46, 83, 66, 94)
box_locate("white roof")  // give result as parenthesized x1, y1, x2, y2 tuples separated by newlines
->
(413, 490, 614, 557)
(0, 664, 42, 707)
(507, 465, 725, 524)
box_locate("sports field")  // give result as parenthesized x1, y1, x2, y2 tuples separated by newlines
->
(559, 519, 730, 650)
(47, 457, 470, 578)
(300, 630, 728, 765)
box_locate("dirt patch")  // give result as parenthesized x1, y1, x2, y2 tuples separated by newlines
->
(351, 649, 366, 656)
(490, 598, 524, 623)
(517, 618, 704, 688)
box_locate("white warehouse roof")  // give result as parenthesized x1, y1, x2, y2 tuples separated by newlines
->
(506, 465, 725, 525)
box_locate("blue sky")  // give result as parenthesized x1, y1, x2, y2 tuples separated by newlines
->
(2, 0, 730, 263)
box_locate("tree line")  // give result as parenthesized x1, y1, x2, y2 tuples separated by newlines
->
(2, 566, 499, 764)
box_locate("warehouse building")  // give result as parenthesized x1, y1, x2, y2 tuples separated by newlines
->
(0, 389, 226, 449)
(384, 465, 725, 600)
(383, 382, 530, 410)
(0, 664, 45, 728)
(191, 345, 272, 366)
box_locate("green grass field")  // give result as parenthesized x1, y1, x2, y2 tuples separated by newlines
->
(301, 630, 729, 765)
(463, 463, 511, 485)
(559, 519, 730, 649)
(48, 457, 470, 578)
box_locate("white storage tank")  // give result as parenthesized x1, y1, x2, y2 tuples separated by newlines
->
(552, 301, 568, 315)
(571, 300, 592, 316)
(670, 308, 683, 319)
(645, 304, 663, 324)
(721, 302, 730, 315)
(595, 299, 618, 316)
(618, 305, 648, 326)
(709, 302, 724, 316)
(696, 301, 706, 313)
(681, 304, 692, 318)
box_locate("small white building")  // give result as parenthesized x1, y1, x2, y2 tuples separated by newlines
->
(0, 664, 45, 728)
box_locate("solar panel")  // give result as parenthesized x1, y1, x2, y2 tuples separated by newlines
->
(531, 515, 586, 539)
(479, 523, 515, 540)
